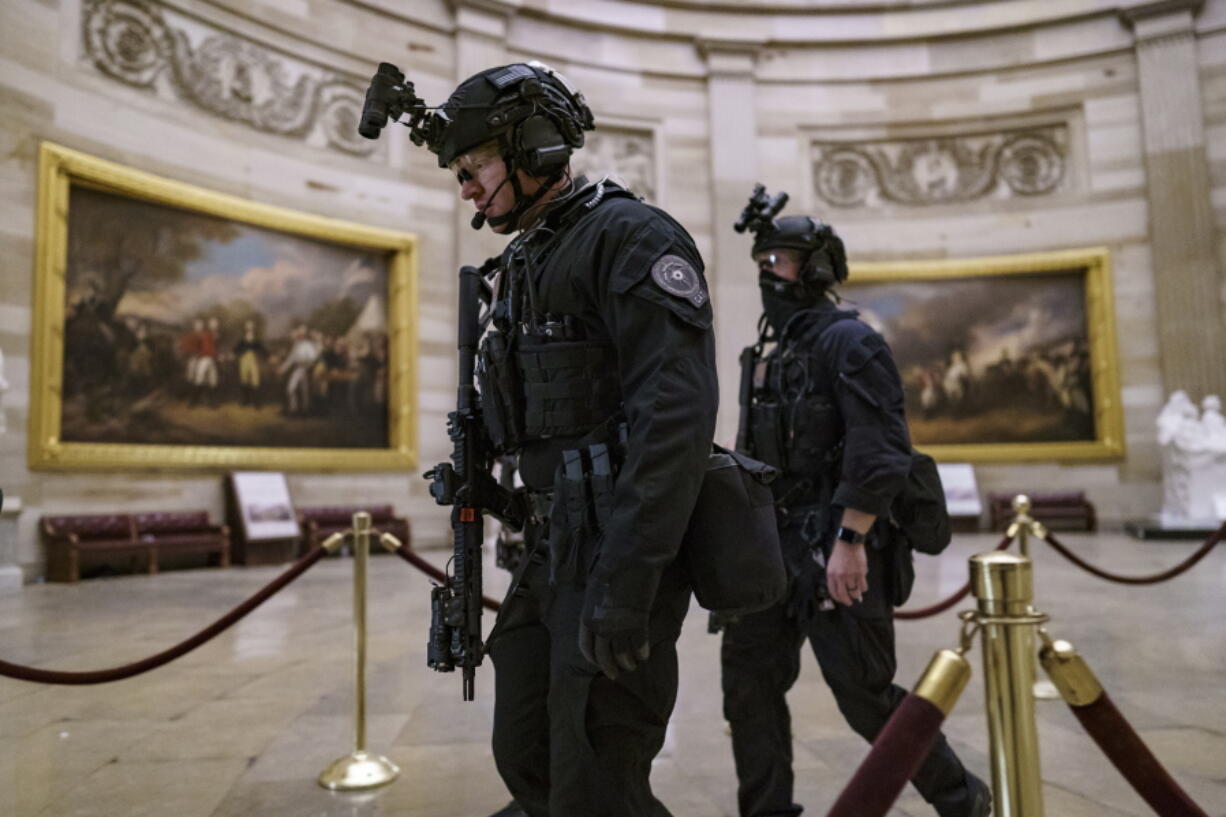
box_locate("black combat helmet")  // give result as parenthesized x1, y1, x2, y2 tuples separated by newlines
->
(736, 185, 848, 294)
(752, 214, 848, 292)
(435, 61, 594, 173)
(358, 60, 593, 230)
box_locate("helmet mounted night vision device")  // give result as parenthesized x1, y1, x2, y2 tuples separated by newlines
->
(735, 184, 848, 291)
(359, 60, 594, 229)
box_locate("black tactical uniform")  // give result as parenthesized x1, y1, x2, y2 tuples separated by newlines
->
(484, 175, 717, 816)
(357, 58, 717, 816)
(721, 192, 989, 817)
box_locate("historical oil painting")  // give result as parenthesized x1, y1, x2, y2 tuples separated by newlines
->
(843, 249, 1123, 462)
(30, 143, 417, 471)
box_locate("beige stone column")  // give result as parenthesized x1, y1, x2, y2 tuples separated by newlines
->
(450, 1, 513, 271)
(1122, 0, 1224, 399)
(701, 40, 761, 446)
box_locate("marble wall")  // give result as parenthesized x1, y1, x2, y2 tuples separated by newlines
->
(1, 0, 1222, 577)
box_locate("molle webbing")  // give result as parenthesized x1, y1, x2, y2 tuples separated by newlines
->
(518, 340, 621, 438)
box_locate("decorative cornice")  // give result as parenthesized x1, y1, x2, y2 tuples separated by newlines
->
(448, 0, 512, 38)
(811, 124, 1069, 209)
(82, 0, 375, 156)
(1120, 0, 1203, 44)
(1120, 0, 1204, 27)
(696, 37, 762, 76)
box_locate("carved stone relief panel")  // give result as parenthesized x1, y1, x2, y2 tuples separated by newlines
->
(0, 345, 8, 436)
(82, 0, 375, 156)
(571, 126, 658, 203)
(811, 124, 1068, 208)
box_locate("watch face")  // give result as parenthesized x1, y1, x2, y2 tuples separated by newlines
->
(837, 526, 865, 545)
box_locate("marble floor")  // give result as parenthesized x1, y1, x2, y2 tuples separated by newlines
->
(2, 530, 1224, 817)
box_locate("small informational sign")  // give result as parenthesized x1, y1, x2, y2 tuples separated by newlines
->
(937, 463, 982, 517)
(230, 471, 300, 542)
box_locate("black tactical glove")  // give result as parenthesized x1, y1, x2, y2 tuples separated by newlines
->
(579, 592, 650, 681)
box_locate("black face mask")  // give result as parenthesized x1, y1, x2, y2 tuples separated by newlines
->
(759, 271, 818, 332)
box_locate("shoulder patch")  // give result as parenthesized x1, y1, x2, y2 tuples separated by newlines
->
(650, 254, 708, 308)
(838, 332, 887, 374)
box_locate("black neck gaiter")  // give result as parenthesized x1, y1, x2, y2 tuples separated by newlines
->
(759, 272, 819, 333)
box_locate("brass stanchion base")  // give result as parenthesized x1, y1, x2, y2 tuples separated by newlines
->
(1033, 679, 1061, 700)
(318, 751, 400, 791)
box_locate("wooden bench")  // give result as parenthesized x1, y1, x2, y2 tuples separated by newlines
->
(43, 514, 142, 583)
(42, 512, 230, 582)
(296, 505, 410, 555)
(987, 492, 1097, 533)
(134, 511, 230, 573)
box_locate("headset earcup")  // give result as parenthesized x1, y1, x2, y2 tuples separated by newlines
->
(518, 114, 569, 176)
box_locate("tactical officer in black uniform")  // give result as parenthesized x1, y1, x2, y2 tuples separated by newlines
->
(720, 188, 990, 817)
(363, 61, 718, 816)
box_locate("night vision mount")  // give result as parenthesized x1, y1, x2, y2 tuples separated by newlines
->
(734, 184, 789, 239)
(358, 62, 448, 147)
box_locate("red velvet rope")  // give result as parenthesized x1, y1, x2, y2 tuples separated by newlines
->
(895, 534, 1013, 620)
(394, 532, 1018, 621)
(1042, 522, 1225, 585)
(824, 693, 947, 817)
(391, 544, 502, 612)
(1068, 692, 1210, 817)
(0, 546, 328, 685)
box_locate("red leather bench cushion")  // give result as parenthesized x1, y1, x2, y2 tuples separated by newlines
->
(45, 515, 132, 540)
(134, 511, 213, 533)
(989, 492, 1089, 509)
(300, 505, 396, 525)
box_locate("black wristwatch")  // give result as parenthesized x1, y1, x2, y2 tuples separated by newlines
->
(836, 526, 867, 546)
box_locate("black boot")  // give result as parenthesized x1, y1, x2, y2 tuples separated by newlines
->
(932, 771, 992, 817)
(964, 772, 992, 817)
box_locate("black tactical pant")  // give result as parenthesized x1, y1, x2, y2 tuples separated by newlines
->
(720, 529, 976, 817)
(488, 524, 691, 817)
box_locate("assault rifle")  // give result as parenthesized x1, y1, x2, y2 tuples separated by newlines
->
(424, 265, 523, 701)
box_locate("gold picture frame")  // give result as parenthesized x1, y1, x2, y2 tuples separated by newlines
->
(30, 142, 418, 471)
(845, 247, 1124, 462)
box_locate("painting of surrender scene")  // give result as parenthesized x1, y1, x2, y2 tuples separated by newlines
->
(841, 257, 1121, 459)
(61, 186, 393, 449)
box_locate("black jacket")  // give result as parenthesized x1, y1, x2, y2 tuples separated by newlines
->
(507, 179, 719, 610)
(771, 301, 912, 519)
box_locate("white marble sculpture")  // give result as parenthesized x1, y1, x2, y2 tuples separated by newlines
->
(0, 345, 8, 435)
(1157, 390, 1226, 524)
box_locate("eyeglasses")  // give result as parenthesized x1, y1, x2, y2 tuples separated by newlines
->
(454, 154, 496, 186)
(757, 253, 780, 274)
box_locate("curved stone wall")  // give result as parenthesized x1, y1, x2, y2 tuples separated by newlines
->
(1, 0, 1222, 574)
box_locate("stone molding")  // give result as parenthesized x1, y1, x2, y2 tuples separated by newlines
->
(571, 125, 660, 204)
(1121, 0, 1204, 26)
(82, 0, 376, 156)
(1120, 0, 1203, 44)
(697, 38, 761, 76)
(811, 124, 1068, 209)
(449, 0, 512, 39)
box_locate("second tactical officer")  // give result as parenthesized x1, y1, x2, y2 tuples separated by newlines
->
(720, 188, 991, 817)
(362, 62, 718, 816)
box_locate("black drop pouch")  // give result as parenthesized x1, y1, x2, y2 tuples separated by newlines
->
(681, 446, 787, 617)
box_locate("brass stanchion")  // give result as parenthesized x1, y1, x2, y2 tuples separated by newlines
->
(1006, 495, 1061, 701)
(1037, 633, 1103, 706)
(970, 552, 1046, 817)
(318, 512, 400, 791)
(914, 648, 974, 716)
